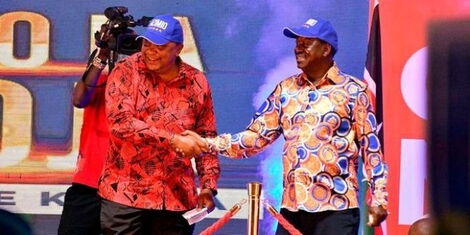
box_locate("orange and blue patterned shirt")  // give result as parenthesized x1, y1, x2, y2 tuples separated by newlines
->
(99, 53, 220, 211)
(207, 63, 388, 213)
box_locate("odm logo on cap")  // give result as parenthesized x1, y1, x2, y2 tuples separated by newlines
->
(304, 19, 318, 28)
(136, 14, 184, 45)
(148, 19, 169, 32)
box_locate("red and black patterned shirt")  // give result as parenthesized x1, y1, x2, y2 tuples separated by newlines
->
(99, 53, 220, 211)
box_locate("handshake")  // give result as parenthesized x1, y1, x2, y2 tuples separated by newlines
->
(170, 130, 209, 157)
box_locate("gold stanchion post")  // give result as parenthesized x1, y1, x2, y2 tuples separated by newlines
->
(247, 182, 262, 235)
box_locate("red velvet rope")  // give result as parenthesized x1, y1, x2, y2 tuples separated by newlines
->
(199, 200, 245, 235)
(272, 212, 303, 235)
(265, 202, 303, 235)
(200, 200, 302, 235)
(199, 210, 234, 235)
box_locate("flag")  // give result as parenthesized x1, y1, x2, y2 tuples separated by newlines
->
(360, 1, 385, 235)
(364, 0, 384, 145)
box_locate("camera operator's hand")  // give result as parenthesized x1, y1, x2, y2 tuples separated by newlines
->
(73, 24, 112, 108)
(95, 24, 113, 55)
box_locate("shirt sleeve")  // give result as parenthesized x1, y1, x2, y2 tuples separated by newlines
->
(193, 80, 220, 192)
(353, 89, 389, 208)
(206, 84, 283, 158)
(105, 61, 173, 145)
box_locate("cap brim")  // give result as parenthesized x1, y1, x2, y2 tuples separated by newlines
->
(283, 27, 316, 39)
(136, 31, 170, 45)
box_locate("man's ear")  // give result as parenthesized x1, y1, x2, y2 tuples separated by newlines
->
(323, 43, 332, 57)
(176, 43, 184, 55)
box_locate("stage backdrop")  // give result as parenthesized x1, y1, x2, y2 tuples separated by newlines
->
(0, 0, 370, 234)
(380, 0, 470, 234)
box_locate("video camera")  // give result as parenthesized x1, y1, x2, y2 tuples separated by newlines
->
(95, 6, 153, 55)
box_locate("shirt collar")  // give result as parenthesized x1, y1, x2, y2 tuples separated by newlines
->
(299, 62, 344, 87)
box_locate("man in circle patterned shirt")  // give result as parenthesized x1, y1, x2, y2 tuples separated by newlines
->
(183, 18, 388, 235)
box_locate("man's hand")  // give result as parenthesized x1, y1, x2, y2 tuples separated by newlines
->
(95, 24, 111, 58)
(94, 24, 113, 52)
(181, 130, 209, 152)
(181, 130, 202, 138)
(171, 133, 208, 157)
(367, 205, 388, 227)
(181, 130, 207, 145)
(197, 188, 215, 213)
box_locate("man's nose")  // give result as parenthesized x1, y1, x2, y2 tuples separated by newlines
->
(147, 48, 160, 55)
(294, 47, 304, 53)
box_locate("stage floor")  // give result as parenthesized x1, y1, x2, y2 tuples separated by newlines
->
(27, 214, 246, 235)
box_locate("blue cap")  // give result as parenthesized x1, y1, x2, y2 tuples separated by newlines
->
(283, 18, 338, 53)
(136, 14, 183, 45)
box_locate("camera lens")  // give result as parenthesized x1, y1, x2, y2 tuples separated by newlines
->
(117, 34, 140, 55)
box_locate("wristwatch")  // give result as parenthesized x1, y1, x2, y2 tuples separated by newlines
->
(92, 56, 107, 70)
(208, 188, 218, 196)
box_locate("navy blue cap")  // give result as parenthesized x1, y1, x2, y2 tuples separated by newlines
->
(136, 14, 183, 45)
(283, 18, 338, 53)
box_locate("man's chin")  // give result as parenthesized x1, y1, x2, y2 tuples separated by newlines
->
(144, 63, 161, 71)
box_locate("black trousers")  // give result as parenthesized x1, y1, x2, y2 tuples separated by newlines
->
(101, 199, 195, 235)
(58, 183, 101, 235)
(275, 208, 360, 235)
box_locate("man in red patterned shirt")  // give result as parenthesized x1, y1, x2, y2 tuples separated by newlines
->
(99, 14, 220, 234)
